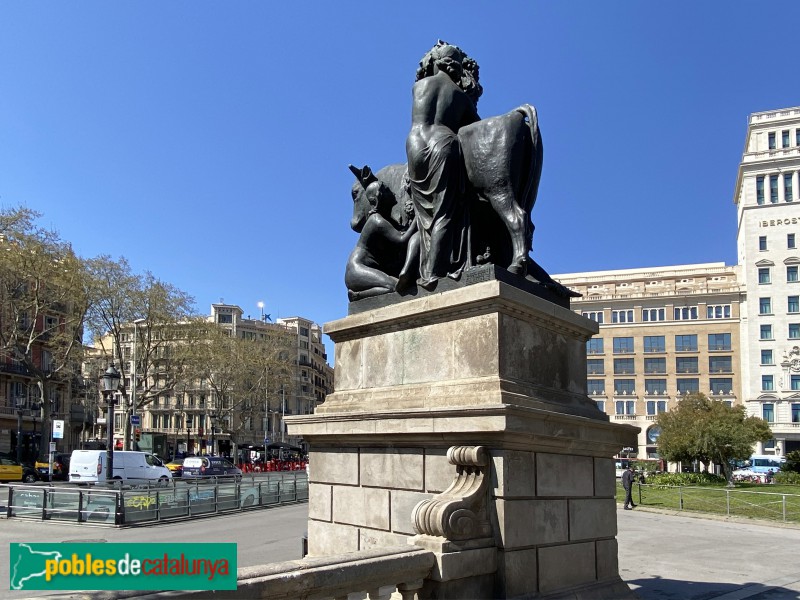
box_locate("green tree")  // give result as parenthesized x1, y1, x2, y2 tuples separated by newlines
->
(782, 449, 800, 473)
(0, 207, 91, 458)
(656, 393, 772, 483)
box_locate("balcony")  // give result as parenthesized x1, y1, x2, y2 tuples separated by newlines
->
(613, 414, 638, 421)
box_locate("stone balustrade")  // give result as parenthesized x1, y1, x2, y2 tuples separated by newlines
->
(42, 546, 435, 600)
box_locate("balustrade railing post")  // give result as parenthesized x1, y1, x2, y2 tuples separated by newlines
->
(6, 487, 12, 518)
(679, 486, 683, 510)
(726, 489, 730, 516)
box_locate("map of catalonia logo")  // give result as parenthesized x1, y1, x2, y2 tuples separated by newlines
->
(10, 543, 237, 591)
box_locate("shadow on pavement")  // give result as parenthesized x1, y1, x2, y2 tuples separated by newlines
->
(629, 576, 800, 600)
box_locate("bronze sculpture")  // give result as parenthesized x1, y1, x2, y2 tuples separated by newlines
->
(345, 41, 573, 303)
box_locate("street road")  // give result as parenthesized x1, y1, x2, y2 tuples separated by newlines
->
(3, 506, 800, 599)
(1, 503, 309, 598)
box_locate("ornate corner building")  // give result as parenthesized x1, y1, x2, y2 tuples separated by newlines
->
(556, 106, 800, 462)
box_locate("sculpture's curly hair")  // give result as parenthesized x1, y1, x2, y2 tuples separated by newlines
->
(414, 40, 482, 106)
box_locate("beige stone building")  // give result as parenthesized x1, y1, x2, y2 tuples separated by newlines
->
(555, 263, 743, 462)
(98, 304, 333, 458)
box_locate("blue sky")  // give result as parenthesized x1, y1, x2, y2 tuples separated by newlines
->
(2, 2, 799, 356)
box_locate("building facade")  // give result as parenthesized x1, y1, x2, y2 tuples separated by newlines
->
(555, 263, 743, 461)
(555, 105, 800, 463)
(93, 304, 333, 459)
(735, 106, 800, 455)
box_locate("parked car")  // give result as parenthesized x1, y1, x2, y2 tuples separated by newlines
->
(35, 453, 71, 481)
(165, 458, 185, 478)
(69, 450, 172, 483)
(0, 454, 38, 483)
(182, 456, 242, 480)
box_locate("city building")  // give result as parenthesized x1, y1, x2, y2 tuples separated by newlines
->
(91, 304, 333, 459)
(555, 105, 800, 463)
(735, 106, 800, 456)
(555, 263, 743, 461)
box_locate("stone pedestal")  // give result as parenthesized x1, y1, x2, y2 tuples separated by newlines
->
(287, 279, 638, 599)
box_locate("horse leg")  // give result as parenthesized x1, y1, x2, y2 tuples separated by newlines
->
(482, 189, 529, 276)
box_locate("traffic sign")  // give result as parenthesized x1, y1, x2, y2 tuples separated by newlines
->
(264, 437, 270, 445)
(53, 420, 64, 439)
(130, 415, 141, 426)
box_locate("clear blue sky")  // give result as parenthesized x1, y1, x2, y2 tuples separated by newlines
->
(2, 2, 799, 354)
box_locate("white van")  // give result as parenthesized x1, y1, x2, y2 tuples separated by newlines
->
(69, 450, 172, 484)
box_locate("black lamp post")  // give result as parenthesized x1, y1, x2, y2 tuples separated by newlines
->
(15, 396, 26, 464)
(101, 363, 121, 481)
(210, 412, 217, 456)
(186, 414, 192, 455)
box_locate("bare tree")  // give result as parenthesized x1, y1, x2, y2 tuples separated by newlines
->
(85, 256, 196, 449)
(0, 207, 91, 458)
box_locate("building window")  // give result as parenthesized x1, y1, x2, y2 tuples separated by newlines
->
(611, 310, 634, 323)
(788, 266, 799, 282)
(789, 296, 800, 313)
(769, 132, 776, 149)
(792, 375, 800, 391)
(792, 403, 800, 423)
(644, 357, 667, 374)
(645, 379, 667, 395)
(786, 174, 794, 202)
(677, 378, 699, 395)
(760, 324, 773, 340)
(759, 236, 768, 251)
(613, 337, 634, 354)
(614, 358, 635, 375)
(709, 333, 732, 351)
(763, 403, 775, 423)
(675, 334, 698, 352)
(217, 314, 233, 324)
(783, 130, 791, 148)
(614, 379, 635, 395)
(582, 311, 604, 324)
(707, 305, 731, 319)
(759, 267, 771, 284)
(710, 378, 732, 395)
(674, 307, 698, 321)
(642, 308, 665, 322)
(761, 375, 774, 391)
(790, 233, 797, 249)
(643, 336, 666, 353)
(790, 324, 800, 339)
(761, 349, 773, 365)
(709, 355, 732, 373)
(676, 356, 698, 374)
(587, 359, 604, 375)
(759, 298, 772, 314)
(797, 129, 800, 146)
(615, 400, 635, 415)
(595, 400, 605, 413)
(587, 338, 604, 355)
(757, 176, 765, 204)
(771, 175, 779, 203)
(646, 400, 667, 415)
(587, 380, 605, 395)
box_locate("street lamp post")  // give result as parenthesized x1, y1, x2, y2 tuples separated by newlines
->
(210, 412, 217, 456)
(15, 396, 26, 464)
(186, 414, 192, 455)
(101, 363, 121, 482)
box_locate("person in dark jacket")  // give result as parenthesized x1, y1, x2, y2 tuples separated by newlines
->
(622, 465, 637, 510)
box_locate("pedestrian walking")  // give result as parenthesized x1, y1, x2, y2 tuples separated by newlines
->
(622, 464, 637, 510)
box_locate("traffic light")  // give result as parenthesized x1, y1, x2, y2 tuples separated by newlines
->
(135, 428, 141, 442)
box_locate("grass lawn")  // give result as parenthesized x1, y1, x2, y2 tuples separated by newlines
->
(616, 481, 800, 522)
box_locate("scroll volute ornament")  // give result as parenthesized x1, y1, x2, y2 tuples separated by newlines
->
(412, 446, 491, 541)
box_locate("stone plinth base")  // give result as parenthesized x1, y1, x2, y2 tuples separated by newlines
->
(287, 281, 638, 598)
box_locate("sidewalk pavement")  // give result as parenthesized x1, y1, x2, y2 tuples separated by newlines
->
(618, 505, 800, 599)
